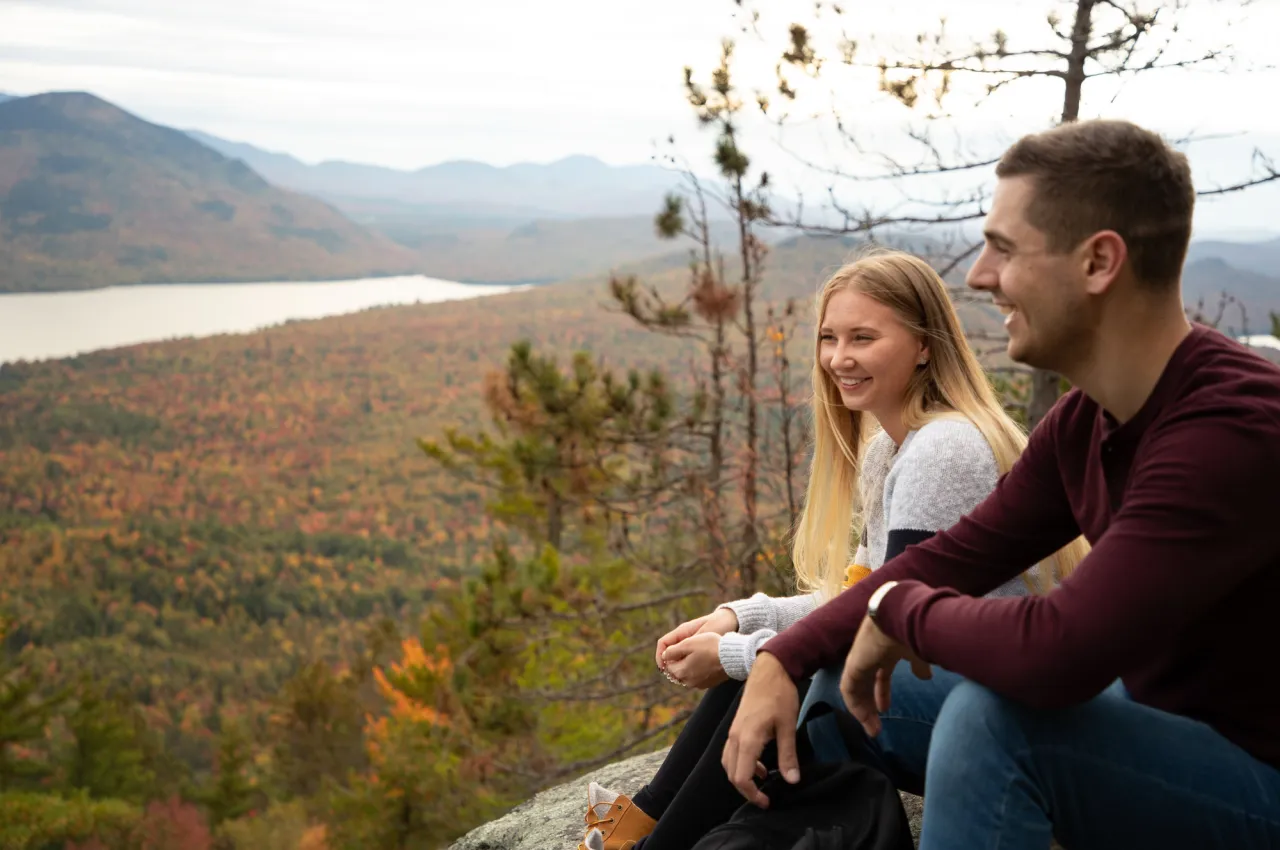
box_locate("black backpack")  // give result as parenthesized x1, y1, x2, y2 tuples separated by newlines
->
(688, 758, 914, 850)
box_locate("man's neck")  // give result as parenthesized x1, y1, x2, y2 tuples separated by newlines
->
(1062, 294, 1193, 424)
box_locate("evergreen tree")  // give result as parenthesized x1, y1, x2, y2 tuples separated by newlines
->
(62, 681, 156, 802)
(200, 721, 262, 825)
(0, 633, 68, 791)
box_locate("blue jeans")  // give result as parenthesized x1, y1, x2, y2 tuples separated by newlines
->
(800, 662, 1280, 849)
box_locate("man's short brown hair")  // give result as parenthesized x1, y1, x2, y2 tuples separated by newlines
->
(996, 119, 1195, 288)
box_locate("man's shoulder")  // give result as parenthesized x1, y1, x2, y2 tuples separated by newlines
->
(1178, 325, 1280, 414)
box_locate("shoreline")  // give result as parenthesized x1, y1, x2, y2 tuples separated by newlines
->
(0, 276, 525, 368)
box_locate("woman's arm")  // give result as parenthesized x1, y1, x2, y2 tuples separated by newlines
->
(718, 628, 777, 680)
(717, 591, 820, 635)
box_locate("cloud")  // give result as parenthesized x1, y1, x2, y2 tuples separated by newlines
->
(1, 0, 1277, 231)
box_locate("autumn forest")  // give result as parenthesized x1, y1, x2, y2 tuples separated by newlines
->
(5, 2, 1280, 848)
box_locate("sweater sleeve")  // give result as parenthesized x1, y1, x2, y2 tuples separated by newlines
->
(762, 404, 1082, 680)
(718, 591, 819, 635)
(878, 412, 1280, 707)
(718, 629, 776, 680)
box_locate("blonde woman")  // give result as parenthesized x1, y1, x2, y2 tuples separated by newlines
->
(577, 249, 1086, 850)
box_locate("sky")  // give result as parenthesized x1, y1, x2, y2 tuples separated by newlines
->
(2, 0, 1279, 233)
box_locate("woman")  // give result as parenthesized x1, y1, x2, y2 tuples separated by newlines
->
(578, 249, 1087, 850)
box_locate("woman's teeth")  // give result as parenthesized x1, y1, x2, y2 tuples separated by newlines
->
(838, 377, 868, 389)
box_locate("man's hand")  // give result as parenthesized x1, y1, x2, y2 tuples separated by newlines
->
(662, 633, 729, 690)
(840, 614, 932, 738)
(656, 608, 737, 672)
(721, 652, 800, 809)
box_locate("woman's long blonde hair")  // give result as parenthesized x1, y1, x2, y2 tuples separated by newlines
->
(792, 248, 1089, 601)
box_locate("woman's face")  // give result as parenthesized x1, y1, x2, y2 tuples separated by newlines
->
(819, 288, 927, 420)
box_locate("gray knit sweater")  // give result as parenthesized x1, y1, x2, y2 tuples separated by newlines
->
(716, 417, 1036, 679)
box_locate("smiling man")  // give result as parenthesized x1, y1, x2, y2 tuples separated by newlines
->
(720, 119, 1280, 849)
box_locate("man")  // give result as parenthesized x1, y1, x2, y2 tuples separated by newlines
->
(722, 119, 1280, 849)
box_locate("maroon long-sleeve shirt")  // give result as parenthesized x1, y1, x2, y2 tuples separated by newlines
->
(763, 324, 1280, 769)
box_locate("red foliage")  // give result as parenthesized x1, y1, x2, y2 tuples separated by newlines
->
(134, 796, 213, 850)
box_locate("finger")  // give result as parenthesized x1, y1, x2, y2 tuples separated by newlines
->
(721, 730, 737, 785)
(910, 656, 933, 681)
(754, 760, 767, 780)
(842, 662, 881, 738)
(733, 737, 770, 808)
(775, 719, 801, 785)
(656, 633, 679, 668)
(724, 725, 766, 807)
(664, 640, 692, 663)
(875, 666, 892, 714)
(675, 618, 702, 641)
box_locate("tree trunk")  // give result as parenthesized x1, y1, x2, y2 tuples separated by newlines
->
(736, 180, 761, 595)
(1026, 0, 1094, 430)
(546, 485, 563, 552)
(706, 317, 731, 595)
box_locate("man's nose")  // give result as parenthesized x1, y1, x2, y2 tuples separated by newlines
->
(966, 248, 996, 292)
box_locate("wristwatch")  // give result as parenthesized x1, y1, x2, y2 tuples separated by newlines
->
(867, 580, 899, 625)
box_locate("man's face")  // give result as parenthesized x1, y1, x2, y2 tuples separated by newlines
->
(966, 176, 1093, 372)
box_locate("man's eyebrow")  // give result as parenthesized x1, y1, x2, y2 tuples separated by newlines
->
(984, 228, 1014, 246)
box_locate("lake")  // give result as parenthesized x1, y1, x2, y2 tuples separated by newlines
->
(0, 275, 522, 366)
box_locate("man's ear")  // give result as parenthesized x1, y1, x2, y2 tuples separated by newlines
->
(1081, 230, 1127, 295)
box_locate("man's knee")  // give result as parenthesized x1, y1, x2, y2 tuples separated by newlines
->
(931, 680, 1028, 767)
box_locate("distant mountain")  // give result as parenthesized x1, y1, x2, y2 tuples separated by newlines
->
(0, 93, 421, 292)
(1186, 237, 1280, 279)
(362, 213, 746, 285)
(186, 130, 682, 220)
(1182, 257, 1280, 334)
(0, 94, 13, 105)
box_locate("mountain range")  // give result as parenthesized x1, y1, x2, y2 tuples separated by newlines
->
(185, 130, 682, 222)
(0, 92, 421, 291)
(0, 89, 1276, 320)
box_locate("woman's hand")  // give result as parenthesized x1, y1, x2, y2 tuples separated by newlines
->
(662, 633, 729, 690)
(655, 608, 738, 671)
(695, 607, 739, 636)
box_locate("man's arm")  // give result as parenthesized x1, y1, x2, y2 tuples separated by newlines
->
(762, 404, 1082, 680)
(876, 417, 1279, 707)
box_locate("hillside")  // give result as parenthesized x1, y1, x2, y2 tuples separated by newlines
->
(187, 129, 683, 219)
(0, 92, 422, 292)
(1182, 257, 1280, 334)
(4, 228, 1279, 842)
(377, 213, 747, 284)
(1186, 237, 1280, 280)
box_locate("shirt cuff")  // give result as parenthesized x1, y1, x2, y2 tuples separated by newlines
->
(718, 629, 776, 680)
(875, 580, 934, 650)
(718, 593, 776, 634)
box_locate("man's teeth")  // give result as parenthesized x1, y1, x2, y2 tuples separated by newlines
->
(996, 304, 1015, 316)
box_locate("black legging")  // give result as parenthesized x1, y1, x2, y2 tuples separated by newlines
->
(630, 678, 813, 850)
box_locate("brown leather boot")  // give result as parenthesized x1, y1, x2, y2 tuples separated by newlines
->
(578, 782, 657, 850)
